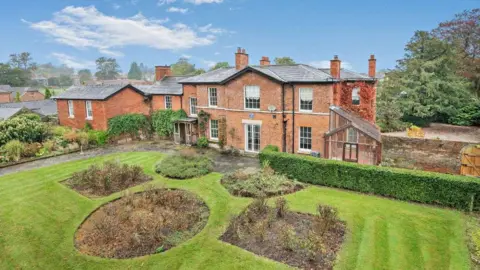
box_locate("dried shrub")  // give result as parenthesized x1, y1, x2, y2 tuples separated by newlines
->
(76, 189, 209, 258)
(315, 205, 339, 236)
(3, 140, 24, 162)
(23, 142, 42, 157)
(67, 160, 152, 196)
(275, 197, 288, 218)
(407, 125, 425, 138)
(63, 131, 78, 142)
(221, 169, 304, 198)
(155, 151, 214, 179)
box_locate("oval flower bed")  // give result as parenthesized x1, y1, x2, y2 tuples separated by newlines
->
(221, 198, 346, 269)
(221, 166, 304, 198)
(64, 160, 152, 197)
(155, 149, 214, 179)
(75, 188, 209, 259)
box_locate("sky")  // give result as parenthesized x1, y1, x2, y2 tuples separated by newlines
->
(0, 0, 478, 74)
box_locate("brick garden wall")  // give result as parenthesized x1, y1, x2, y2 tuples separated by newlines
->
(382, 135, 473, 174)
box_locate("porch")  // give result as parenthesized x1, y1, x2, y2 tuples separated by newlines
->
(173, 118, 198, 145)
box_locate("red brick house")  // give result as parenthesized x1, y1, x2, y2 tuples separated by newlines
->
(0, 86, 45, 103)
(54, 72, 189, 130)
(177, 48, 381, 164)
(55, 49, 381, 165)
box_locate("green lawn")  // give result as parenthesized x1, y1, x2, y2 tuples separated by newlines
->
(0, 152, 471, 270)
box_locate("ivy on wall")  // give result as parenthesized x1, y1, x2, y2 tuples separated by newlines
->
(340, 82, 376, 122)
(151, 109, 187, 137)
(198, 110, 210, 136)
(218, 117, 227, 149)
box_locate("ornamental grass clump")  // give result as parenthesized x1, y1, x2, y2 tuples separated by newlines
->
(155, 149, 214, 179)
(67, 160, 152, 196)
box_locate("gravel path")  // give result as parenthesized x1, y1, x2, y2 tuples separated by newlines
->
(0, 141, 260, 177)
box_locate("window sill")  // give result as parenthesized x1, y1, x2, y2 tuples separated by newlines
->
(208, 105, 218, 108)
(68, 116, 75, 119)
(244, 108, 261, 111)
(299, 110, 313, 113)
(86, 118, 93, 121)
(297, 149, 312, 154)
(210, 138, 219, 141)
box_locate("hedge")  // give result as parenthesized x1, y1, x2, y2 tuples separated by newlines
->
(260, 146, 480, 211)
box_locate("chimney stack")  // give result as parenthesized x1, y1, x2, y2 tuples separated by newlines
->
(235, 47, 249, 70)
(155, 65, 172, 81)
(368, 54, 376, 78)
(260, 56, 270, 66)
(330, 55, 341, 79)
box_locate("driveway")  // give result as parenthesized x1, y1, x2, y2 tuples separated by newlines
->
(0, 141, 260, 177)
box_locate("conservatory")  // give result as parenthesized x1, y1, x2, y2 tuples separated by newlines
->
(324, 106, 382, 165)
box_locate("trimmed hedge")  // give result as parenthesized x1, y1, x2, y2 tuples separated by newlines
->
(260, 146, 480, 211)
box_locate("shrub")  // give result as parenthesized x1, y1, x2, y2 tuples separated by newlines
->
(23, 143, 42, 157)
(406, 125, 424, 138)
(4, 140, 24, 162)
(315, 205, 338, 236)
(196, 136, 208, 148)
(108, 113, 151, 138)
(77, 132, 89, 152)
(15, 113, 41, 122)
(260, 147, 480, 210)
(87, 130, 109, 146)
(68, 160, 152, 196)
(221, 167, 304, 198)
(151, 109, 187, 137)
(0, 117, 48, 146)
(275, 197, 288, 218)
(263, 145, 279, 152)
(63, 131, 78, 142)
(449, 102, 480, 126)
(42, 140, 55, 152)
(83, 122, 93, 131)
(52, 126, 71, 137)
(155, 151, 214, 179)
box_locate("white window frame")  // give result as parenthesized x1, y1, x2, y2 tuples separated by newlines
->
(208, 88, 218, 107)
(347, 128, 358, 143)
(189, 97, 197, 116)
(68, 100, 74, 118)
(210, 119, 219, 140)
(299, 88, 313, 112)
(85, 100, 93, 120)
(299, 126, 312, 152)
(352, 87, 360, 105)
(165, 95, 172, 109)
(244, 85, 261, 110)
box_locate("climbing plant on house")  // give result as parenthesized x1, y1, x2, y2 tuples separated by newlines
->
(340, 82, 376, 121)
(151, 109, 187, 137)
(218, 117, 227, 149)
(197, 110, 210, 136)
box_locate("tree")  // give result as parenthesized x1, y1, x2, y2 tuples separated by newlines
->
(377, 31, 472, 127)
(0, 63, 30, 86)
(9, 52, 35, 71)
(58, 75, 73, 87)
(193, 69, 206, 75)
(15, 92, 21, 102)
(95, 57, 121, 80)
(171, 57, 196, 75)
(47, 77, 60, 87)
(210, 62, 229, 71)
(127, 62, 143, 80)
(44, 88, 52, 99)
(274, 57, 295, 65)
(433, 8, 480, 96)
(78, 69, 92, 84)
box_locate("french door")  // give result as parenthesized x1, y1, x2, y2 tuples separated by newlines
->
(245, 124, 261, 152)
(343, 143, 359, 163)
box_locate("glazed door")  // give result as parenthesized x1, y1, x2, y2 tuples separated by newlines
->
(343, 143, 358, 163)
(245, 124, 261, 152)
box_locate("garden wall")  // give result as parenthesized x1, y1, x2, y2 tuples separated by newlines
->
(382, 135, 473, 174)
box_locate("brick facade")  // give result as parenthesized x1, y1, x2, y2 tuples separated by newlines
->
(151, 95, 182, 111)
(20, 91, 45, 102)
(57, 87, 150, 130)
(0, 93, 10, 103)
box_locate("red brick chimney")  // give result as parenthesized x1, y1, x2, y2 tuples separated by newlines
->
(155, 65, 172, 81)
(259, 56, 270, 66)
(368, 54, 376, 78)
(330, 55, 341, 79)
(235, 47, 249, 70)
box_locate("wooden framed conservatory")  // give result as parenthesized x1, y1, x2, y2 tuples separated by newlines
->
(324, 106, 382, 165)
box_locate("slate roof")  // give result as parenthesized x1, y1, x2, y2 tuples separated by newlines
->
(136, 76, 190, 95)
(0, 86, 43, 99)
(54, 76, 191, 100)
(0, 100, 58, 116)
(0, 107, 24, 120)
(180, 65, 372, 84)
(0, 85, 11, 92)
(326, 106, 381, 142)
(319, 68, 374, 81)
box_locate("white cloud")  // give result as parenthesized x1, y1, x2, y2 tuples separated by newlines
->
(202, 60, 216, 68)
(214, 52, 220, 55)
(157, 0, 177, 5)
(309, 60, 353, 70)
(26, 6, 217, 56)
(167, 7, 188, 13)
(185, 0, 223, 4)
(198, 23, 232, 34)
(181, 54, 192, 58)
(113, 3, 121, 9)
(51, 53, 95, 69)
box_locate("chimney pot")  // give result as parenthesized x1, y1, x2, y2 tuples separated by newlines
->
(155, 65, 172, 81)
(260, 56, 271, 66)
(235, 48, 249, 70)
(368, 54, 376, 77)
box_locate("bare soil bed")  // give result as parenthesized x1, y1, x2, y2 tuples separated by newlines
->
(75, 188, 209, 258)
(221, 199, 345, 269)
(64, 161, 152, 197)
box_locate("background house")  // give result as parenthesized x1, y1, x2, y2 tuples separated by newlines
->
(0, 86, 45, 103)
